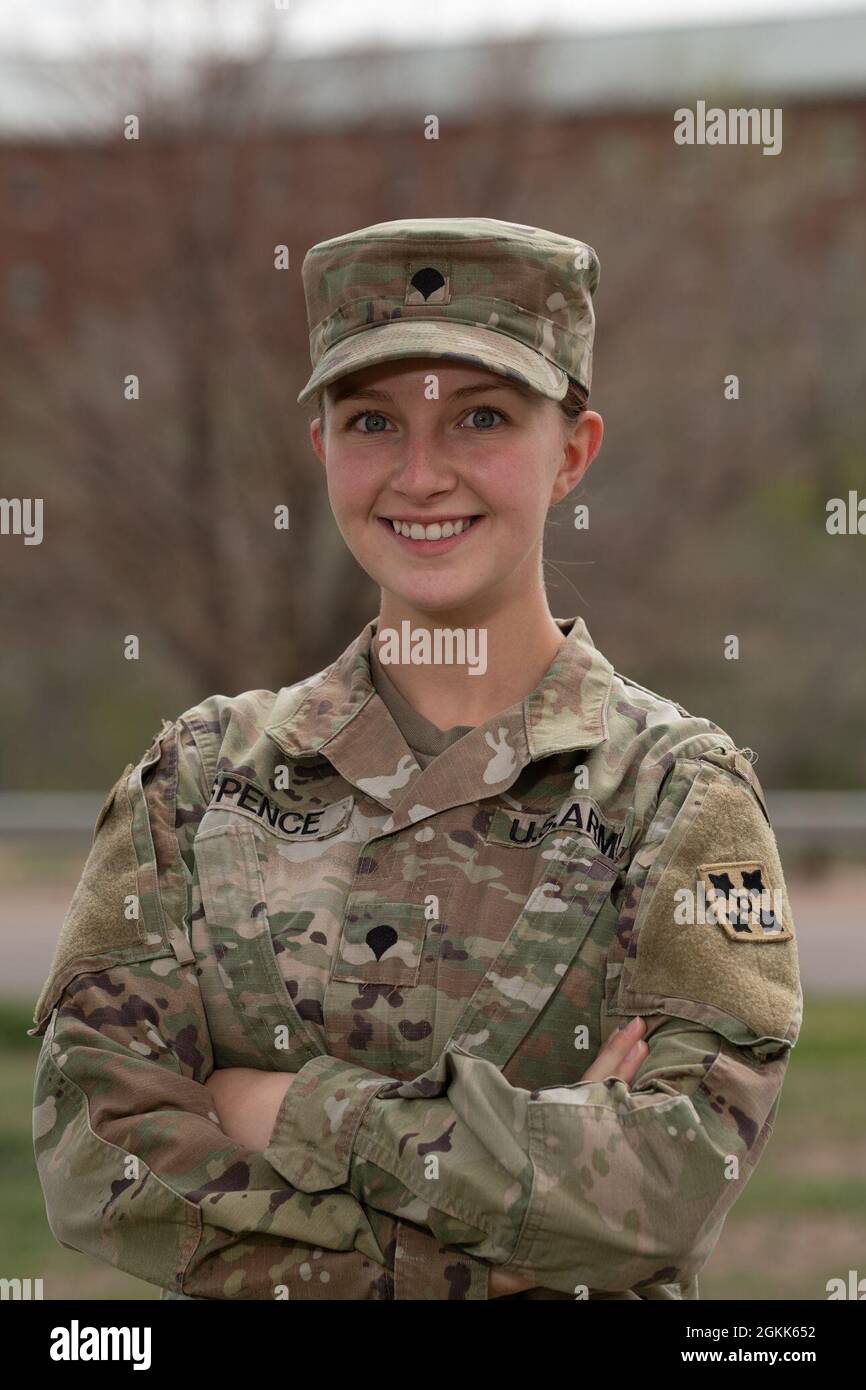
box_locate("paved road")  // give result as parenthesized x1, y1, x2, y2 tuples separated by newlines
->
(2, 867, 863, 999)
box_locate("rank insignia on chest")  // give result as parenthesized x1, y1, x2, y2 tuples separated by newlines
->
(698, 860, 794, 942)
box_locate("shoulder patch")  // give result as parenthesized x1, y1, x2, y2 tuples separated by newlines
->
(698, 860, 793, 942)
(616, 760, 801, 1051)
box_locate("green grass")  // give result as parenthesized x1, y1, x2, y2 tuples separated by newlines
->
(700, 996, 866, 1299)
(3, 996, 864, 1300)
(0, 998, 42, 1049)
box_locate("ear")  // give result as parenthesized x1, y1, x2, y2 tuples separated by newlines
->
(550, 411, 604, 506)
(310, 415, 326, 466)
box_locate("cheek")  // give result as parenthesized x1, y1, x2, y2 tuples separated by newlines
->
(324, 454, 373, 517)
(475, 453, 549, 527)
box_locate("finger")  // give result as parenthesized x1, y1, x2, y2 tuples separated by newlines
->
(609, 1039, 648, 1082)
(597, 1017, 647, 1066)
(490, 1270, 535, 1296)
(579, 1020, 649, 1085)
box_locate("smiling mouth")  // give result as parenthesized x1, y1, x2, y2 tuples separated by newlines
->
(378, 515, 484, 551)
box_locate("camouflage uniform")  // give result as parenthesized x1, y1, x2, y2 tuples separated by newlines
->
(30, 616, 801, 1300)
(31, 219, 801, 1297)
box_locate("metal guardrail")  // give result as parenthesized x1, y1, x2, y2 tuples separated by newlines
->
(0, 791, 864, 837)
(0, 793, 105, 833)
(765, 793, 866, 834)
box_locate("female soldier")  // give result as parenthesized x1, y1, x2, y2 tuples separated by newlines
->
(31, 218, 801, 1301)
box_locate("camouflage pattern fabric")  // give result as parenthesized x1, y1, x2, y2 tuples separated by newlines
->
(296, 217, 599, 404)
(30, 615, 801, 1300)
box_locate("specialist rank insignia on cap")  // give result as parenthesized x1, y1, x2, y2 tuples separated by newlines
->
(405, 264, 451, 305)
(699, 860, 794, 942)
(296, 216, 600, 406)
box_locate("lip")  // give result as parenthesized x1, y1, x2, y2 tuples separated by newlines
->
(378, 514, 484, 554)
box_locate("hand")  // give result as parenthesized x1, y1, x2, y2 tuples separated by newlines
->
(204, 1067, 295, 1151)
(579, 1015, 648, 1086)
(489, 1268, 538, 1297)
(487, 1017, 648, 1297)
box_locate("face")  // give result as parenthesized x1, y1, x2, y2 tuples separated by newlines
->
(309, 358, 603, 622)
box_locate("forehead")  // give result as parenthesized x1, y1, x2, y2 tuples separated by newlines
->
(327, 358, 538, 404)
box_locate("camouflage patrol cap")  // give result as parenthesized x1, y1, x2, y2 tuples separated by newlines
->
(296, 217, 600, 405)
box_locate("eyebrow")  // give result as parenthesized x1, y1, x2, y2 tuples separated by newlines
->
(329, 379, 533, 406)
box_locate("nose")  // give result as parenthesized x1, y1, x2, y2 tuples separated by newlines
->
(390, 429, 456, 498)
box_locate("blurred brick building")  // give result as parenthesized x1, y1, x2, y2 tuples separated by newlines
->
(3, 10, 864, 361)
(1, 9, 865, 788)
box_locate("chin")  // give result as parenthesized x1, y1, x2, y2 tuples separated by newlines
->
(381, 579, 493, 618)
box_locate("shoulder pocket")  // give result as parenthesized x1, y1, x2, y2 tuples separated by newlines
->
(92, 763, 135, 839)
(615, 761, 801, 1052)
(32, 770, 153, 1034)
(31, 730, 182, 1037)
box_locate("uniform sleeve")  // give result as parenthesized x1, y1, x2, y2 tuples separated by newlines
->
(263, 751, 802, 1295)
(30, 717, 488, 1300)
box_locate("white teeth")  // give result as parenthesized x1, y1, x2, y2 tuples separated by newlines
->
(390, 517, 476, 540)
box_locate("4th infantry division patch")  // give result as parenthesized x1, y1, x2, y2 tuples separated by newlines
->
(698, 860, 794, 942)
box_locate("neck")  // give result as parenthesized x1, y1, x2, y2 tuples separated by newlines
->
(374, 590, 567, 730)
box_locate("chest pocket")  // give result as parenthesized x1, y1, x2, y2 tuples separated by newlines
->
(444, 827, 620, 1072)
(194, 798, 354, 1070)
(330, 895, 430, 987)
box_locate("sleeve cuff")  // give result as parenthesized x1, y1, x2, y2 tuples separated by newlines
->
(264, 1053, 390, 1191)
(393, 1223, 490, 1300)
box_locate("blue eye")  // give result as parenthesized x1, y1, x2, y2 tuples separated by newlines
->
(346, 410, 391, 432)
(342, 404, 507, 432)
(461, 405, 506, 430)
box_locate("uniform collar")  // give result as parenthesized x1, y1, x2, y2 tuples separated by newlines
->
(265, 616, 613, 818)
